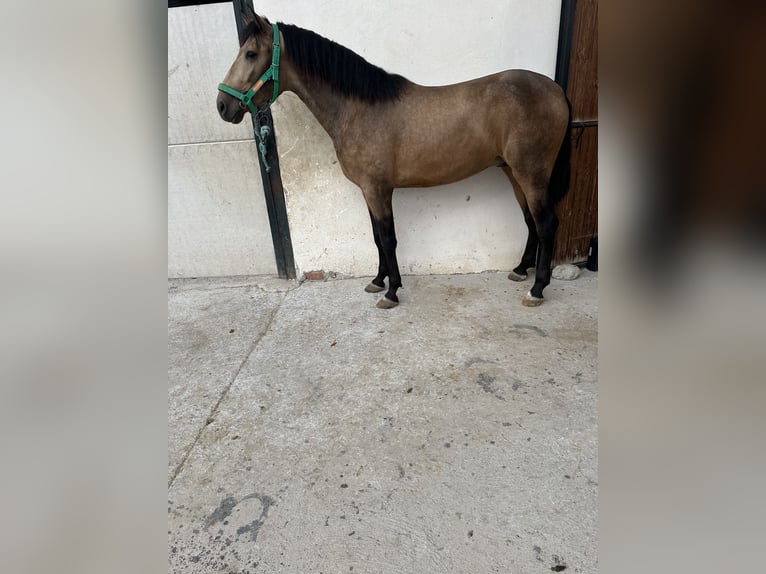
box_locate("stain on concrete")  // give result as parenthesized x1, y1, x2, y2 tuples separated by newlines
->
(510, 324, 548, 338)
(550, 327, 597, 344)
(204, 493, 274, 543)
(551, 553, 568, 571)
(188, 328, 211, 353)
(236, 519, 265, 542)
(477, 373, 505, 400)
(446, 286, 467, 298)
(204, 496, 238, 529)
(464, 356, 495, 368)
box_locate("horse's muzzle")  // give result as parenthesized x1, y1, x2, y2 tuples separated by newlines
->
(216, 94, 245, 124)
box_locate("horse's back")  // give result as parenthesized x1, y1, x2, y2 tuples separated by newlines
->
(411, 69, 567, 145)
(337, 69, 568, 189)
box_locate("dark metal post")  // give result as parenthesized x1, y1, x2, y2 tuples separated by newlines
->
(232, 0, 296, 279)
(555, 0, 577, 92)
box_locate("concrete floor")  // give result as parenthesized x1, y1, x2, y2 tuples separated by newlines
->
(168, 271, 597, 574)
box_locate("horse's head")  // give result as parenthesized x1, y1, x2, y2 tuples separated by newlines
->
(217, 9, 278, 123)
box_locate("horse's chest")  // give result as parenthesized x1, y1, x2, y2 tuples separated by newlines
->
(335, 137, 393, 184)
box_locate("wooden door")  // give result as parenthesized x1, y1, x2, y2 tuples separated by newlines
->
(553, 0, 598, 265)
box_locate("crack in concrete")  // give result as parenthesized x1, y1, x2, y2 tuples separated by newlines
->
(168, 276, 300, 294)
(168, 297, 285, 487)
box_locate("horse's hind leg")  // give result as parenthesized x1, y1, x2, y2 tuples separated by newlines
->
(513, 211, 540, 281)
(364, 210, 387, 293)
(504, 165, 558, 306)
(521, 182, 558, 306)
(502, 167, 539, 281)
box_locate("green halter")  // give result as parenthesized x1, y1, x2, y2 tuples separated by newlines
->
(218, 23, 281, 114)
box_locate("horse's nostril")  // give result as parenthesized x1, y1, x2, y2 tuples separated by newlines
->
(218, 100, 226, 116)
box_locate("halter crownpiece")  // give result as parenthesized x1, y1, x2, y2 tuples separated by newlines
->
(218, 22, 281, 114)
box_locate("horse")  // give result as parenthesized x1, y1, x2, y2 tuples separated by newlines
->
(217, 8, 571, 309)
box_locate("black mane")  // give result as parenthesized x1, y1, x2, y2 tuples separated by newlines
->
(277, 23, 409, 103)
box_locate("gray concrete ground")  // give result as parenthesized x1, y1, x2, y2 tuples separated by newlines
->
(168, 272, 597, 574)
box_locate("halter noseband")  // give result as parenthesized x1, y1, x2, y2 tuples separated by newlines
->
(218, 22, 281, 115)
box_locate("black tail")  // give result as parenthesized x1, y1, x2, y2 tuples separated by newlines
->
(549, 97, 572, 205)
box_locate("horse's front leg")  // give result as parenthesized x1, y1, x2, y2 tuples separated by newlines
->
(374, 215, 402, 308)
(364, 210, 388, 294)
(363, 187, 401, 309)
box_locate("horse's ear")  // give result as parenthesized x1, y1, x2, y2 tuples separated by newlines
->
(240, 4, 256, 26)
(253, 13, 270, 34)
(240, 8, 269, 36)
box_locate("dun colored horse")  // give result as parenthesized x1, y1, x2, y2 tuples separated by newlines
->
(217, 9, 571, 308)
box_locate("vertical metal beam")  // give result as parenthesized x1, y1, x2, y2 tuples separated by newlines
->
(232, 0, 296, 279)
(555, 0, 577, 92)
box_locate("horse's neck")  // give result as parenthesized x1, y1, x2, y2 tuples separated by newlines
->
(282, 61, 348, 141)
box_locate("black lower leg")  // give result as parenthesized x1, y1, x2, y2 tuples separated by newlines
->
(369, 212, 388, 288)
(377, 216, 401, 302)
(530, 207, 558, 299)
(513, 210, 539, 276)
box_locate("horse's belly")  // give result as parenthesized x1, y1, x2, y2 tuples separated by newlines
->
(393, 153, 496, 188)
(391, 108, 500, 187)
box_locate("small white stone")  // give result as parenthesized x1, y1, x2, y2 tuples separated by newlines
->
(552, 264, 581, 281)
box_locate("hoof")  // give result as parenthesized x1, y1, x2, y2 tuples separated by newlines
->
(508, 270, 528, 282)
(376, 296, 399, 309)
(365, 282, 385, 293)
(522, 291, 544, 307)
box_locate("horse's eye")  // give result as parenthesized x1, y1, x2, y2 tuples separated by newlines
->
(245, 51, 256, 60)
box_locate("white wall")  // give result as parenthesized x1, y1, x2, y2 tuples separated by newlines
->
(168, 4, 276, 277)
(168, 1, 562, 278)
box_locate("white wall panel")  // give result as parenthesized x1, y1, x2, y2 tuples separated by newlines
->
(168, 142, 276, 277)
(168, 4, 254, 145)
(255, 1, 560, 82)
(169, 4, 276, 278)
